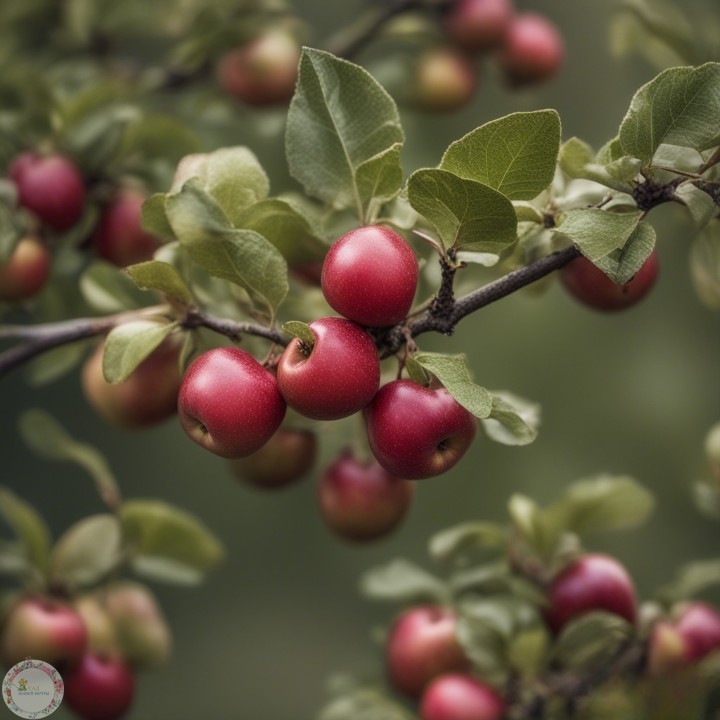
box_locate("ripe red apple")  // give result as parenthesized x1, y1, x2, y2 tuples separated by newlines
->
(544, 553, 637, 634)
(0, 235, 51, 301)
(217, 31, 300, 106)
(178, 346, 286, 458)
(559, 250, 659, 312)
(90, 189, 162, 267)
(229, 427, 317, 490)
(411, 48, 478, 113)
(63, 653, 134, 720)
(0, 595, 88, 667)
(386, 605, 471, 697)
(9, 152, 86, 232)
(364, 380, 477, 479)
(276, 317, 380, 421)
(673, 601, 720, 662)
(82, 337, 182, 429)
(444, 0, 514, 52)
(321, 226, 419, 327)
(497, 12, 564, 87)
(420, 674, 506, 720)
(318, 450, 413, 542)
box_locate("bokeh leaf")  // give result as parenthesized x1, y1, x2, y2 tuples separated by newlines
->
(0, 486, 51, 574)
(360, 558, 448, 604)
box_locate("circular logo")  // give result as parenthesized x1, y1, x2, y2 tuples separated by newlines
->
(3, 660, 63, 718)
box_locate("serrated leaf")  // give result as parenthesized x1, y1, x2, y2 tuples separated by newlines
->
(282, 320, 315, 348)
(102, 320, 177, 383)
(482, 392, 540, 446)
(80, 261, 151, 314)
(126, 260, 192, 304)
(407, 169, 517, 252)
(141, 193, 175, 239)
(619, 63, 720, 164)
(429, 522, 508, 563)
(690, 224, 720, 309)
(286, 48, 404, 217)
(440, 110, 561, 200)
(660, 559, 720, 603)
(355, 143, 404, 219)
(554, 208, 642, 262)
(592, 221, 656, 284)
(0, 487, 51, 574)
(359, 558, 448, 603)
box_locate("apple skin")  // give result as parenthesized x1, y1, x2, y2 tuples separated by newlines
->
(318, 449, 413, 542)
(82, 337, 182, 429)
(91, 190, 161, 267)
(178, 346, 286, 458)
(9, 152, 86, 232)
(386, 605, 471, 698)
(63, 653, 135, 720)
(74, 596, 118, 656)
(364, 380, 477, 480)
(0, 595, 88, 667)
(544, 553, 637, 635)
(229, 428, 317, 490)
(444, 0, 514, 52)
(673, 602, 720, 662)
(411, 48, 478, 114)
(646, 620, 688, 676)
(498, 13, 564, 87)
(420, 674, 506, 720)
(321, 226, 418, 327)
(0, 235, 51, 302)
(559, 250, 659, 312)
(276, 317, 380, 421)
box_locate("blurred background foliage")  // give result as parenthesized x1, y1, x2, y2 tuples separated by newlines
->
(2, 0, 720, 718)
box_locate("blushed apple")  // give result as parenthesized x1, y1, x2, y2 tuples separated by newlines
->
(0, 235, 51, 302)
(420, 673, 506, 720)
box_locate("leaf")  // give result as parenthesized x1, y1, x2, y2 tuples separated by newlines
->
(130, 556, 205, 586)
(80, 261, 151, 314)
(592, 221, 656, 284)
(508, 495, 549, 551)
(25, 342, 88, 387)
(0, 487, 51, 573)
(554, 208, 642, 262)
(412, 352, 492, 419)
(282, 320, 316, 348)
(141, 193, 175, 239)
(619, 62, 720, 164)
(429, 522, 509, 563)
(690, 224, 720, 309)
(675, 183, 718, 228)
(455, 609, 510, 678)
(126, 261, 193, 304)
(120, 114, 199, 164)
(0, 199, 23, 262)
(558, 137, 637, 192)
(660, 559, 720, 603)
(359, 558, 448, 604)
(482, 392, 540, 446)
(355, 143, 404, 218)
(407, 169, 517, 252)
(440, 110, 561, 200)
(320, 689, 414, 720)
(286, 48, 404, 217)
(102, 320, 177, 383)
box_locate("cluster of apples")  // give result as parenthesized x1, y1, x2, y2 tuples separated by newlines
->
(0, 585, 170, 720)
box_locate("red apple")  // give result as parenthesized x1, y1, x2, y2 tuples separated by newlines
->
(9, 152, 86, 232)
(559, 250, 659, 312)
(178, 346, 286, 458)
(318, 449, 413, 542)
(544, 553, 637, 634)
(63, 653, 134, 720)
(420, 674, 506, 720)
(445, 0, 514, 52)
(276, 317, 380, 420)
(387, 605, 471, 697)
(0, 235, 51, 301)
(364, 380, 477, 479)
(674, 602, 720, 662)
(411, 48, 478, 113)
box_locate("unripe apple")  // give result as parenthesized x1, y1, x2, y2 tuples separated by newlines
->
(9, 152, 86, 232)
(673, 601, 720, 662)
(0, 235, 51, 302)
(318, 450, 413, 542)
(73, 595, 118, 655)
(90, 189, 161, 267)
(178, 346, 286, 458)
(82, 337, 182, 429)
(544, 553, 637, 634)
(386, 605, 471, 697)
(411, 48, 478, 113)
(321, 226, 419, 327)
(420, 674, 506, 720)
(229, 427, 317, 490)
(646, 620, 688, 676)
(276, 317, 380, 421)
(444, 0, 514, 52)
(497, 13, 564, 87)
(559, 250, 659, 312)
(63, 652, 134, 720)
(364, 380, 477, 479)
(0, 595, 88, 667)
(217, 31, 300, 107)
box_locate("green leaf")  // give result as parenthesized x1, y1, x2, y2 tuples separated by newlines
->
(619, 62, 720, 164)
(121, 114, 199, 164)
(282, 320, 315, 349)
(286, 48, 404, 217)
(0, 487, 51, 574)
(320, 689, 414, 720)
(102, 320, 177, 383)
(440, 110, 561, 200)
(554, 208, 642, 262)
(482, 392, 540, 446)
(141, 193, 175, 240)
(407, 169, 517, 252)
(412, 352, 492, 419)
(80, 261, 151, 314)
(126, 261, 192, 304)
(660, 559, 720, 603)
(592, 221, 656, 284)
(508, 494, 549, 551)
(25, 342, 88, 387)
(690, 224, 720, 309)
(429, 522, 509, 563)
(675, 183, 718, 228)
(130, 556, 206, 586)
(559, 137, 636, 192)
(355, 143, 404, 219)
(0, 199, 23, 262)
(359, 559, 448, 604)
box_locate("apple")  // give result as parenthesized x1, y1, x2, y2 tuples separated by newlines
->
(217, 31, 300, 106)
(321, 226, 419, 327)
(63, 652, 134, 720)
(444, 0, 514, 52)
(82, 337, 182, 429)
(178, 346, 286, 458)
(0, 235, 51, 302)
(318, 450, 413, 542)
(276, 317, 380, 421)
(9, 152, 86, 232)
(386, 605, 471, 697)
(74, 595, 118, 656)
(420, 674, 506, 720)
(559, 250, 659, 312)
(0, 595, 87, 667)
(411, 48, 478, 113)
(497, 12, 564, 87)
(229, 427, 317, 490)
(364, 380, 477, 479)
(673, 601, 720, 662)
(646, 620, 688, 676)
(90, 189, 162, 267)
(544, 553, 637, 634)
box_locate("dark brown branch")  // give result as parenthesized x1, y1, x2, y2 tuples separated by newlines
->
(181, 309, 287, 346)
